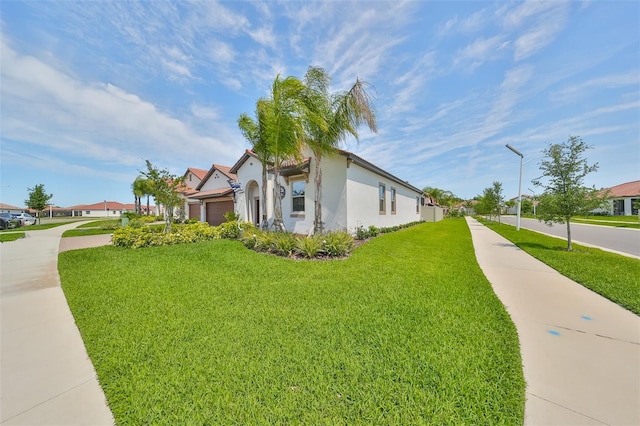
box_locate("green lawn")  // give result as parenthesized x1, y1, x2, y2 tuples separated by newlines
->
(482, 220, 640, 315)
(62, 228, 115, 238)
(571, 216, 639, 229)
(0, 221, 76, 232)
(59, 219, 525, 424)
(76, 219, 120, 228)
(0, 232, 25, 242)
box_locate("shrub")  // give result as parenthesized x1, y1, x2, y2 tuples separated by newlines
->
(100, 221, 121, 231)
(223, 211, 240, 222)
(219, 221, 241, 239)
(129, 219, 145, 228)
(296, 235, 324, 258)
(273, 232, 297, 256)
(113, 222, 220, 248)
(321, 231, 354, 257)
(121, 212, 140, 220)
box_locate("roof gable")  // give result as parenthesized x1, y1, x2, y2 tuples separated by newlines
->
(229, 149, 260, 174)
(196, 163, 236, 191)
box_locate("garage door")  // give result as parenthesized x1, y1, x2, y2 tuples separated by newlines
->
(206, 200, 234, 226)
(188, 203, 200, 219)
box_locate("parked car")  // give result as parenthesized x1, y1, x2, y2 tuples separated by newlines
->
(0, 213, 22, 230)
(12, 212, 36, 226)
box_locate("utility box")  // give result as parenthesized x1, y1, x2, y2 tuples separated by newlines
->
(121, 217, 129, 227)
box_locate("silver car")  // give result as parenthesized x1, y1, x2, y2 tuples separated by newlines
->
(12, 213, 36, 226)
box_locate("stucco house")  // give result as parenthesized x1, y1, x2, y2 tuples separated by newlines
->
(229, 148, 425, 234)
(68, 201, 139, 217)
(603, 180, 640, 216)
(180, 167, 208, 219)
(185, 164, 237, 226)
(0, 203, 25, 214)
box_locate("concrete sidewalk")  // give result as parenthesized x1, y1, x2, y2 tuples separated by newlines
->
(1, 223, 114, 425)
(466, 217, 640, 425)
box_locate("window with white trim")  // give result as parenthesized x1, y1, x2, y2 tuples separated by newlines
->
(379, 183, 386, 214)
(292, 180, 305, 212)
(391, 187, 396, 214)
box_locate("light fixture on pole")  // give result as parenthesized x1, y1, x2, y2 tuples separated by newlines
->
(505, 144, 523, 231)
(528, 188, 536, 217)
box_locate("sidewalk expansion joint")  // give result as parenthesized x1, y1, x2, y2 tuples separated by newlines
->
(0, 376, 100, 424)
(526, 392, 610, 426)
(552, 324, 640, 345)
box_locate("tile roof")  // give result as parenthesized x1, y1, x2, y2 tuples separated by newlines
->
(186, 167, 208, 180)
(67, 201, 141, 211)
(0, 203, 23, 210)
(607, 180, 640, 197)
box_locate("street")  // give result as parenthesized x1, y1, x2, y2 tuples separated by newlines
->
(499, 216, 640, 258)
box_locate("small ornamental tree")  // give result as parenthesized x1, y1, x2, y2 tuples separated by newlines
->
(475, 182, 503, 222)
(25, 184, 53, 224)
(532, 136, 608, 250)
(141, 160, 185, 234)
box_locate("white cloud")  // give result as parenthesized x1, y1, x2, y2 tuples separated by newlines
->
(551, 71, 640, 100)
(247, 26, 277, 49)
(207, 39, 236, 64)
(453, 35, 508, 70)
(0, 37, 243, 170)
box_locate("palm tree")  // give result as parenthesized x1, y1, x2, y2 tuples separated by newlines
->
(423, 187, 443, 205)
(302, 66, 377, 233)
(260, 75, 309, 231)
(132, 176, 146, 214)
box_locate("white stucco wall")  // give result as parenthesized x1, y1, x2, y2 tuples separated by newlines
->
(199, 170, 232, 191)
(345, 160, 421, 232)
(80, 210, 123, 217)
(233, 150, 423, 234)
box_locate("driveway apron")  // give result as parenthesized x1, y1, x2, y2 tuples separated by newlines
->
(1, 223, 114, 425)
(466, 217, 639, 425)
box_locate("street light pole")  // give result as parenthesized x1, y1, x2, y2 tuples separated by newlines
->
(104, 200, 107, 218)
(506, 144, 523, 231)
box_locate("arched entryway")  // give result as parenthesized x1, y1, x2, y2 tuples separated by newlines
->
(246, 180, 260, 226)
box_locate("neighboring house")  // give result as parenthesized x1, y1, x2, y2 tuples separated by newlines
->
(600, 180, 640, 216)
(67, 201, 138, 217)
(186, 164, 237, 226)
(0, 203, 25, 214)
(505, 194, 533, 215)
(230, 148, 425, 234)
(180, 167, 208, 219)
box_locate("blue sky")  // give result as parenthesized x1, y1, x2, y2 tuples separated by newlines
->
(1, 0, 638, 208)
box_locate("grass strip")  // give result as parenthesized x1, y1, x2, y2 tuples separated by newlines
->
(0, 221, 76, 232)
(77, 219, 120, 228)
(60, 219, 524, 424)
(574, 215, 639, 223)
(481, 220, 640, 315)
(62, 228, 115, 238)
(571, 219, 639, 229)
(0, 232, 25, 242)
